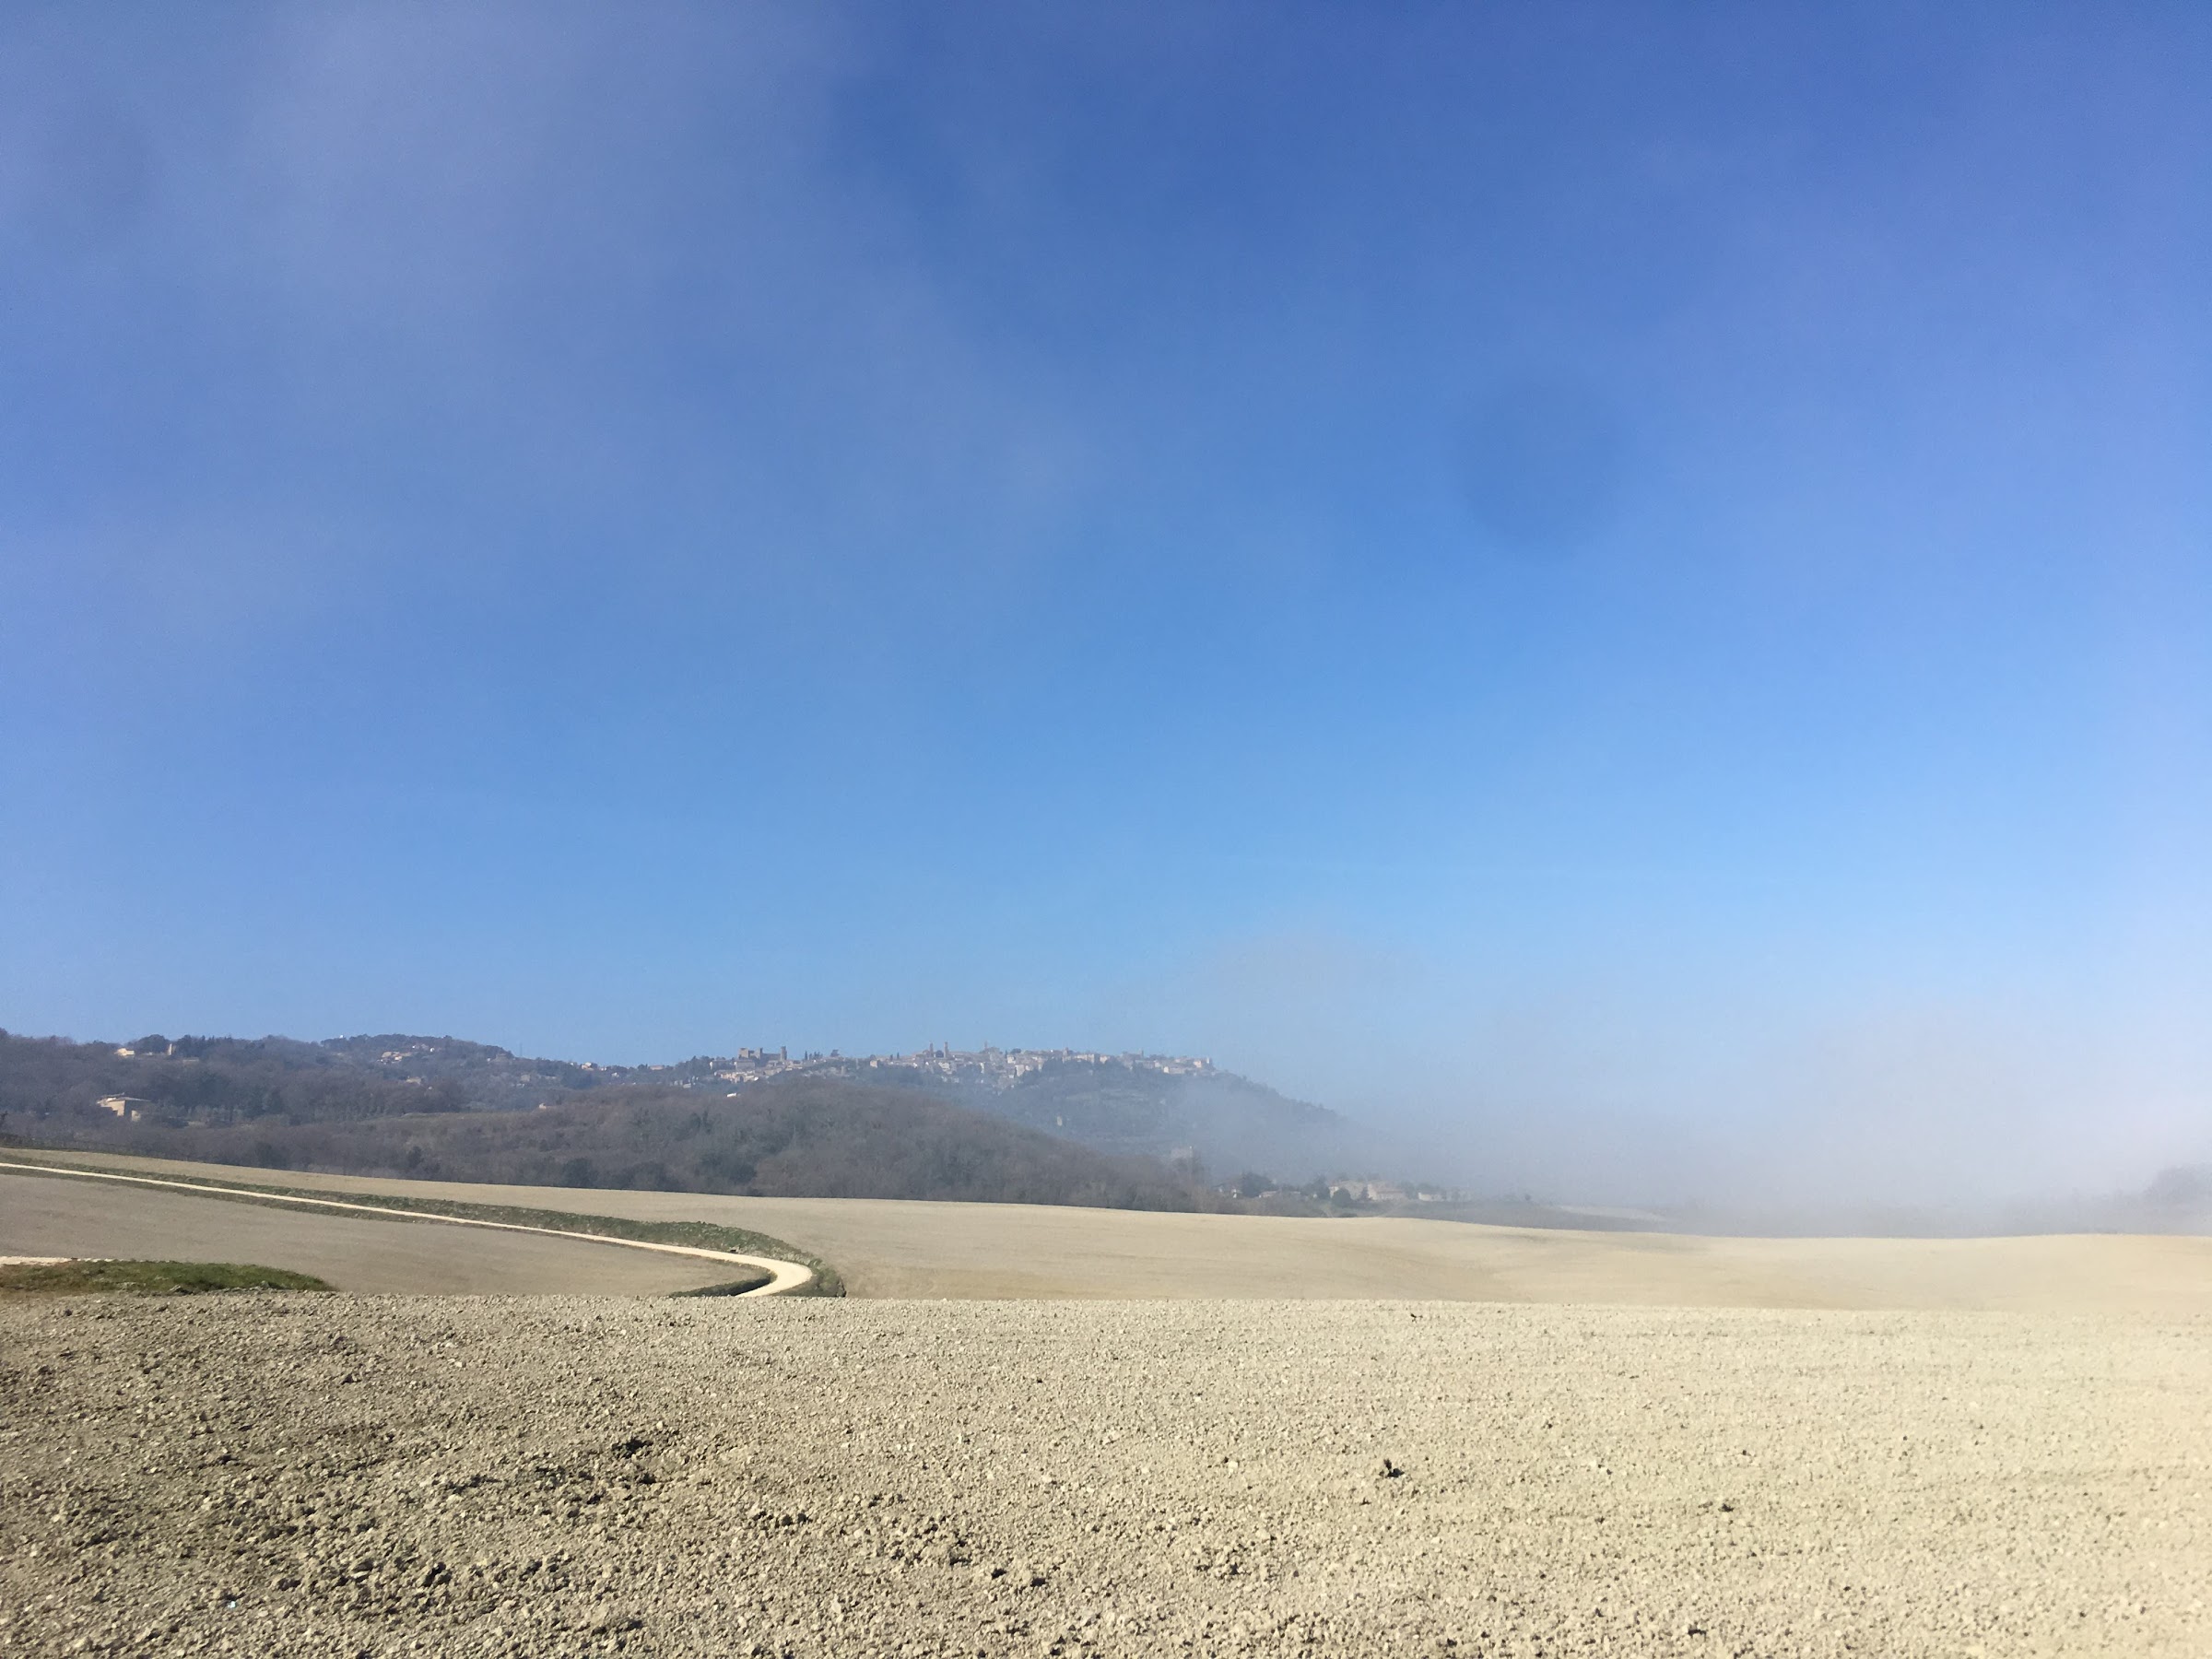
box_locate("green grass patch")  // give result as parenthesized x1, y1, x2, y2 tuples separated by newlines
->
(0, 1259, 332, 1295)
(668, 1269, 775, 1298)
(7, 1158, 845, 1296)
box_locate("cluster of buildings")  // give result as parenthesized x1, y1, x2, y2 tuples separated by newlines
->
(700, 1044, 1216, 1091)
(1230, 1173, 1465, 1205)
(1323, 1178, 1448, 1203)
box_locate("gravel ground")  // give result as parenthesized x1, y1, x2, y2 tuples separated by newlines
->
(4, 1298, 2207, 1658)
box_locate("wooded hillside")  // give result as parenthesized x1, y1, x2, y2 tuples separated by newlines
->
(0, 1031, 1230, 1210)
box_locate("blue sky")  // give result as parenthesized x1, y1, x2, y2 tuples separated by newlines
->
(4, 3, 2209, 1202)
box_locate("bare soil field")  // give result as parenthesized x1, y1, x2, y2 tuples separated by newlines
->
(22, 1151, 2212, 1312)
(3, 1295, 2206, 1658)
(0, 1173, 743, 1297)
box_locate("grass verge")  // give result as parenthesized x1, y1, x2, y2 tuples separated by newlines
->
(669, 1270, 776, 1297)
(0, 1259, 333, 1295)
(6, 1157, 846, 1296)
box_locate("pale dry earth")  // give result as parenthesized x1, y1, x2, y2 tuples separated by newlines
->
(3, 1296, 2207, 1659)
(0, 1172, 741, 1297)
(21, 1151, 2212, 1312)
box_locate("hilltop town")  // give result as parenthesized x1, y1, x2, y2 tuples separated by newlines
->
(344, 1036, 1219, 1094)
(681, 1044, 1218, 1090)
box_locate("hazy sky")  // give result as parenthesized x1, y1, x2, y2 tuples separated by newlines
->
(5, 3, 2209, 1203)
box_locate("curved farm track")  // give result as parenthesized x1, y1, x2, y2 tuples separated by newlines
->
(0, 1160, 812, 1296)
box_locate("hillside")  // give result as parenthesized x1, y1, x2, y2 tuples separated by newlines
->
(0, 1027, 1376, 1194)
(0, 1029, 480, 1123)
(172, 1078, 1218, 1208)
(930, 1056, 1367, 1183)
(0, 1030, 1230, 1209)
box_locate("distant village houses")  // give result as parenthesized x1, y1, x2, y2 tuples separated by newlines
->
(703, 1044, 1217, 1091)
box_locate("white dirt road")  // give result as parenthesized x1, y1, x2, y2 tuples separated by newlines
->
(0, 1163, 811, 1296)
